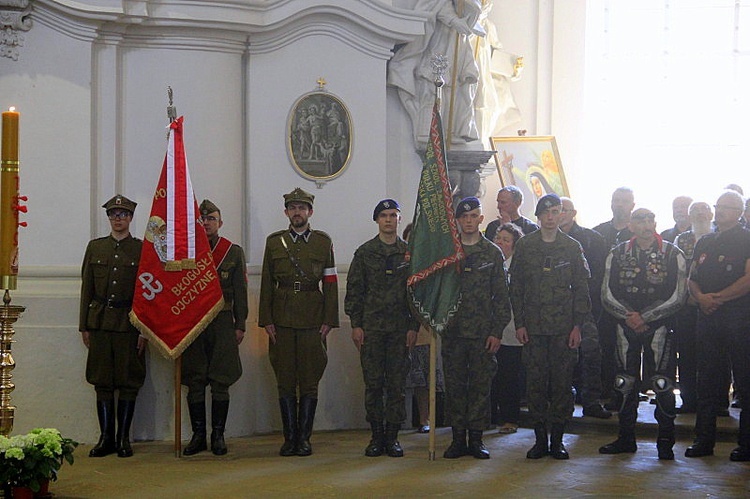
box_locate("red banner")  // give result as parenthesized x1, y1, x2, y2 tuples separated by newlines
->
(129, 117, 224, 359)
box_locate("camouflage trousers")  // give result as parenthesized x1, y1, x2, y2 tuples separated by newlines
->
(442, 336, 497, 431)
(523, 334, 578, 426)
(360, 329, 408, 424)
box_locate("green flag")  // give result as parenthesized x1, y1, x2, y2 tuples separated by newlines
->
(407, 100, 464, 334)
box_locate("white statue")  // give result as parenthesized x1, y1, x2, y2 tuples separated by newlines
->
(389, 0, 485, 145)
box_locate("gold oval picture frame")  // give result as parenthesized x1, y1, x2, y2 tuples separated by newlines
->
(287, 91, 352, 181)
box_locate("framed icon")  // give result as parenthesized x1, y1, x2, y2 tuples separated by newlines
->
(287, 91, 352, 181)
(490, 136, 570, 207)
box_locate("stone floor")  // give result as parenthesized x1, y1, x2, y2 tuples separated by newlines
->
(37, 402, 750, 498)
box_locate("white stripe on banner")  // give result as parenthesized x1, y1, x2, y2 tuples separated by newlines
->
(185, 156, 195, 259)
(166, 129, 176, 261)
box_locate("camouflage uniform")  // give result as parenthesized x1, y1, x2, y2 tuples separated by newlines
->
(345, 235, 417, 425)
(509, 229, 590, 427)
(443, 236, 510, 431)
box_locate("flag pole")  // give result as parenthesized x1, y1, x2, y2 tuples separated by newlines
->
(428, 327, 437, 460)
(166, 87, 183, 459)
(427, 55, 448, 462)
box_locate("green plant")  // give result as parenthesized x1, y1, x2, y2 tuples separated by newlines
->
(0, 428, 78, 492)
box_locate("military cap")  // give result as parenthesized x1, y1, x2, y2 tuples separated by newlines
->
(535, 193, 562, 216)
(373, 199, 400, 221)
(455, 196, 481, 217)
(102, 194, 137, 214)
(283, 187, 314, 208)
(199, 199, 220, 216)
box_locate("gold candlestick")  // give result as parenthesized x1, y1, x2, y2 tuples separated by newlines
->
(0, 290, 24, 437)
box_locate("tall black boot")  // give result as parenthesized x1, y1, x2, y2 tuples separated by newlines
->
(599, 430, 637, 454)
(364, 421, 384, 457)
(468, 430, 490, 459)
(183, 401, 207, 456)
(211, 399, 229, 455)
(89, 399, 116, 457)
(279, 396, 298, 456)
(526, 423, 549, 459)
(443, 427, 468, 459)
(384, 422, 404, 458)
(116, 399, 136, 458)
(549, 423, 570, 460)
(685, 409, 715, 457)
(297, 396, 317, 456)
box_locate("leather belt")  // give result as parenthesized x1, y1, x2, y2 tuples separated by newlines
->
(276, 281, 319, 292)
(94, 296, 133, 308)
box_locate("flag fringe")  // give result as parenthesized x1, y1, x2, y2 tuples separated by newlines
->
(129, 298, 225, 360)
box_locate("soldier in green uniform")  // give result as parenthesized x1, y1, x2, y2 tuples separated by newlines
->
(258, 187, 339, 456)
(79, 194, 146, 458)
(181, 200, 248, 456)
(442, 197, 511, 460)
(345, 199, 418, 458)
(510, 193, 590, 460)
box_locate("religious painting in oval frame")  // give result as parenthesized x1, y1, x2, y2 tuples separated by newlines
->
(287, 91, 353, 181)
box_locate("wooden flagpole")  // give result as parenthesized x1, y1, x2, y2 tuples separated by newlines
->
(428, 328, 437, 460)
(175, 356, 182, 458)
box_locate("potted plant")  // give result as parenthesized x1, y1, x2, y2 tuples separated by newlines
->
(0, 428, 78, 497)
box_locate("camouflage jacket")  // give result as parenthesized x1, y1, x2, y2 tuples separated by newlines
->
(510, 229, 591, 336)
(446, 236, 511, 340)
(258, 226, 339, 329)
(345, 235, 419, 333)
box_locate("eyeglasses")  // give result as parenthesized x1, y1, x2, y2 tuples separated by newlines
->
(108, 211, 131, 220)
(201, 215, 219, 222)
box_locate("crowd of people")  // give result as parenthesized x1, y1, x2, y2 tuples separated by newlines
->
(79, 184, 750, 464)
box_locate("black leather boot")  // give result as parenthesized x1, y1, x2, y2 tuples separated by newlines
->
(183, 401, 208, 456)
(686, 405, 716, 457)
(549, 424, 569, 460)
(297, 396, 317, 456)
(443, 428, 468, 459)
(364, 421, 384, 457)
(657, 437, 675, 460)
(384, 423, 404, 458)
(279, 396, 298, 457)
(599, 432, 637, 454)
(116, 399, 136, 458)
(526, 423, 549, 459)
(468, 430, 490, 459)
(211, 399, 229, 455)
(89, 399, 116, 457)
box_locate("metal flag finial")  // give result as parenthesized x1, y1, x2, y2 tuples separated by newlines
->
(430, 54, 449, 104)
(167, 86, 177, 123)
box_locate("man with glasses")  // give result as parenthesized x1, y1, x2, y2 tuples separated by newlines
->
(685, 190, 750, 461)
(599, 208, 687, 460)
(79, 194, 145, 458)
(181, 200, 247, 456)
(259, 187, 339, 456)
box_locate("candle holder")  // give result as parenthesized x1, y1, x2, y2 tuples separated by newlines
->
(0, 289, 24, 437)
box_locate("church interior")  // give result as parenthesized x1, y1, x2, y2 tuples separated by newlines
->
(1, 0, 748, 496)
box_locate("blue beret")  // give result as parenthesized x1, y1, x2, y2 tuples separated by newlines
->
(373, 199, 400, 221)
(535, 193, 562, 216)
(455, 197, 481, 217)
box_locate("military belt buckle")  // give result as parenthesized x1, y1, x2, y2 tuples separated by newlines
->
(106, 298, 115, 308)
(293, 281, 301, 293)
